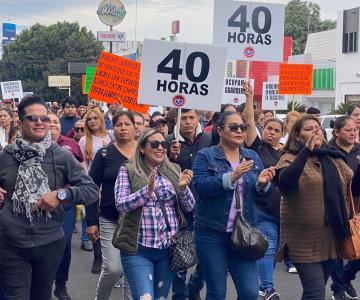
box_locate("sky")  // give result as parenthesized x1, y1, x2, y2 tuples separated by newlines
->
(0, 0, 359, 44)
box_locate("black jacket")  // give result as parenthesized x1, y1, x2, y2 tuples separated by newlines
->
(0, 144, 98, 248)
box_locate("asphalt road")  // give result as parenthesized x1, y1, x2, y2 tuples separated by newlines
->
(56, 225, 360, 300)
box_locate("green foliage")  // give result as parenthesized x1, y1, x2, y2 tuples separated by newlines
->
(0, 22, 103, 103)
(285, 0, 337, 55)
(331, 102, 349, 115)
(287, 100, 302, 111)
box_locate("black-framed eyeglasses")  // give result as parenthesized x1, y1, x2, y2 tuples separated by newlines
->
(146, 140, 167, 149)
(22, 115, 50, 123)
(223, 123, 249, 133)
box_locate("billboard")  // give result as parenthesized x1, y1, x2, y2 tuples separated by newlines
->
(2, 23, 16, 39)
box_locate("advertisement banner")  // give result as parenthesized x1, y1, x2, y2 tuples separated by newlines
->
(2, 23, 16, 39)
(213, 0, 285, 61)
(48, 76, 71, 87)
(262, 82, 288, 110)
(279, 63, 313, 95)
(0, 80, 23, 99)
(138, 39, 227, 112)
(222, 77, 255, 105)
(97, 31, 126, 42)
(88, 51, 148, 114)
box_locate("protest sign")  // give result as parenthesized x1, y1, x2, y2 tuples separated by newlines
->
(262, 82, 288, 110)
(138, 39, 227, 112)
(84, 67, 96, 94)
(213, 0, 285, 61)
(222, 77, 255, 105)
(88, 51, 148, 114)
(0, 80, 23, 99)
(279, 63, 313, 95)
(82, 75, 86, 94)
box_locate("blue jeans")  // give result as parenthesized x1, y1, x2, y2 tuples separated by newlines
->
(255, 214, 280, 291)
(55, 206, 76, 287)
(81, 216, 89, 242)
(331, 258, 360, 293)
(172, 212, 204, 300)
(121, 244, 175, 299)
(195, 225, 259, 300)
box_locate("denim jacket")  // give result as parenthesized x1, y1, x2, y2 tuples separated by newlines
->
(192, 145, 270, 231)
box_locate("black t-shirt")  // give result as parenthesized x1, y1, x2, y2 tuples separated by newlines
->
(329, 140, 360, 174)
(87, 143, 129, 225)
(246, 136, 282, 218)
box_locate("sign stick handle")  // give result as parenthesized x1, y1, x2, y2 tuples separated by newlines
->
(292, 94, 295, 111)
(175, 108, 181, 141)
(245, 60, 250, 82)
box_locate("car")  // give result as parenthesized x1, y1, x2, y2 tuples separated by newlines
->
(320, 114, 343, 141)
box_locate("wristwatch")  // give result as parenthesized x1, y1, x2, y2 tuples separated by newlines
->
(57, 189, 67, 202)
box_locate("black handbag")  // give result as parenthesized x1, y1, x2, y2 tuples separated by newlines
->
(230, 183, 269, 260)
(155, 190, 198, 272)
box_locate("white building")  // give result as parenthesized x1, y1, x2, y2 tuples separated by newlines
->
(335, 7, 360, 106)
(288, 29, 337, 113)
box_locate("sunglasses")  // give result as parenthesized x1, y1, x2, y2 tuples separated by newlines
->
(146, 140, 167, 149)
(224, 124, 249, 133)
(23, 115, 50, 123)
(74, 127, 85, 133)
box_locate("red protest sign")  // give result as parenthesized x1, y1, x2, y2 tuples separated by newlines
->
(88, 51, 149, 113)
(279, 64, 313, 95)
(81, 75, 86, 94)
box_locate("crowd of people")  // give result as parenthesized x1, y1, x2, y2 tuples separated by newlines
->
(0, 85, 360, 300)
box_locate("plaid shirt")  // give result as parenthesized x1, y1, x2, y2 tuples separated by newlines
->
(114, 166, 195, 249)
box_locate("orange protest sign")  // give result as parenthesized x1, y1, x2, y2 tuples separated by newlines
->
(88, 51, 149, 114)
(279, 64, 313, 95)
(81, 75, 86, 94)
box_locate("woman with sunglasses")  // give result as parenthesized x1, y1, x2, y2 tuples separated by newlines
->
(79, 106, 112, 273)
(192, 111, 275, 300)
(87, 111, 136, 300)
(274, 115, 360, 300)
(243, 83, 284, 300)
(114, 128, 195, 299)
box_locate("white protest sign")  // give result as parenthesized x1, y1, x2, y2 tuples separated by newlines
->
(138, 39, 227, 112)
(262, 82, 288, 110)
(213, 0, 284, 61)
(0, 80, 23, 99)
(48, 76, 70, 87)
(222, 77, 254, 105)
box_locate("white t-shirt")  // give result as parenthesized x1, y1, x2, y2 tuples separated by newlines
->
(79, 134, 112, 170)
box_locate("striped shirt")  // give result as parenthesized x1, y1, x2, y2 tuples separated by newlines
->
(114, 165, 195, 249)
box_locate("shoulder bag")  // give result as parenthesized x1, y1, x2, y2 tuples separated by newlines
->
(155, 189, 197, 272)
(338, 182, 360, 260)
(230, 182, 269, 260)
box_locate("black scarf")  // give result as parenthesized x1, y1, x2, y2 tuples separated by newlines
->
(311, 147, 350, 240)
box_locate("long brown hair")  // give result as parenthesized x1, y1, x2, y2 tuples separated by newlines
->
(83, 106, 107, 161)
(283, 115, 322, 154)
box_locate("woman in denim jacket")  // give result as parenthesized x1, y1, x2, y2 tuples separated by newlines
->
(192, 111, 275, 300)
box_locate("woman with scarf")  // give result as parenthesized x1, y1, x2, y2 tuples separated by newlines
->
(274, 115, 360, 300)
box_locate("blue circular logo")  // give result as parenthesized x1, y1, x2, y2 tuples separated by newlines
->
(172, 94, 185, 107)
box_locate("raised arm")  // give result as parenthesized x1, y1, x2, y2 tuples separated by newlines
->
(243, 82, 257, 147)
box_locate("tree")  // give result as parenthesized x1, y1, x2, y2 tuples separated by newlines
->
(285, 0, 337, 55)
(0, 22, 103, 103)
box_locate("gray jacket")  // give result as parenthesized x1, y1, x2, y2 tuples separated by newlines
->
(0, 144, 99, 248)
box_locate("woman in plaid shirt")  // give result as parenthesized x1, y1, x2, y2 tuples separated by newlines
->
(114, 128, 195, 299)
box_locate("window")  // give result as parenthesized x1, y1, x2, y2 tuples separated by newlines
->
(343, 8, 359, 53)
